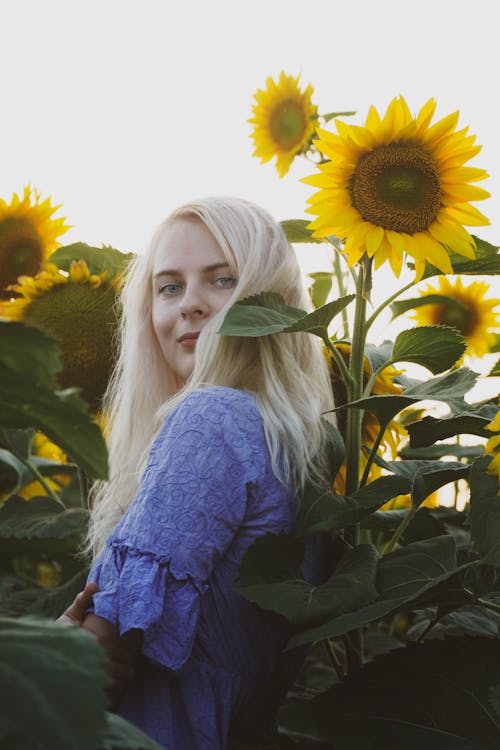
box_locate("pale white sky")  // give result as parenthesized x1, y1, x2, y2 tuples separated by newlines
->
(1, 0, 499, 394)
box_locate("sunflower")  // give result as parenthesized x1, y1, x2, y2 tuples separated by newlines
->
(485, 403, 500, 489)
(303, 96, 490, 278)
(0, 260, 120, 411)
(0, 186, 70, 293)
(412, 276, 500, 358)
(325, 343, 406, 494)
(249, 72, 318, 177)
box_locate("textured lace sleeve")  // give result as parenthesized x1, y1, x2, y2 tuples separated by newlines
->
(88, 387, 267, 671)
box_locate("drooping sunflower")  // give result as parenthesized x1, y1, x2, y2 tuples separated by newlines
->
(303, 96, 490, 278)
(485, 403, 500, 489)
(249, 72, 318, 178)
(412, 276, 500, 358)
(0, 186, 70, 292)
(325, 343, 406, 494)
(0, 260, 120, 411)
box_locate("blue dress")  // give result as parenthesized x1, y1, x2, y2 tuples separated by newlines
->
(88, 386, 306, 750)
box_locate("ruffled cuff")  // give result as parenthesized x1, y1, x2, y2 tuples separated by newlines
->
(88, 541, 207, 672)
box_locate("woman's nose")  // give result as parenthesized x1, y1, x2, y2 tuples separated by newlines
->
(179, 285, 209, 318)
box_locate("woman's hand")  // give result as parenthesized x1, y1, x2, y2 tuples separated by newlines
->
(57, 581, 99, 626)
(58, 582, 141, 709)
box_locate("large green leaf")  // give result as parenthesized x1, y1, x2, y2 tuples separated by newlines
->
(218, 292, 354, 338)
(415, 235, 500, 279)
(0, 374, 108, 478)
(470, 456, 500, 566)
(288, 535, 471, 648)
(280, 219, 324, 244)
(0, 321, 61, 387)
(0, 616, 107, 750)
(345, 367, 477, 428)
(100, 713, 165, 750)
(390, 293, 467, 320)
(0, 496, 88, 540)
(237, 540, 378, 630)
(401, 444, 484, 460)
(294, 475, 411, 538)
(49, 242, 134, 277)
(279, 636, 500, 749)
(407, 411, 495, 448)
(391, 326, 466, 374)
(375, 456, 470, 507)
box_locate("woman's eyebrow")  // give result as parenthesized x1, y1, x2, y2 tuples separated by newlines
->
(153, 262, 231, 279)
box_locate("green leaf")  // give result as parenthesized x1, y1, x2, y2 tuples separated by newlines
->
(238, 541, 378, 630)
(0, 322, 108, 478)
(0, 374, 108, 478)
(0, 616, 107, 750)
(401, 444, 484, 460)
(280, 219, 324, 244)
(0, 496, 88, 540)
(219, 292, 354, 338)
(376, 535, 457, 600)
(321, 417, 345, 485)
(293, 475, 411, 538)
(345, 367, 478, 428)
(0, 448, 27, 494)
(489, 357, 500, 377)
(308, 271, 333, 308)
(0, 321, 61, 388)
(416, 235, 500, 279)
(99, 712, 165, 750)
(390, 293, 466, 320)
(392, 326, 466, 374)
(0, 568, 89, 619)
(375, 457, 470, 507)
(321, 110, 357, 122)
(49, 242, 134, 277)
(470, 456, 500, 565)
(280, 636, 500, 749)
(407, 412, 495, 448)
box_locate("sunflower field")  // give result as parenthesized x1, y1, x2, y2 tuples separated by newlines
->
(1, 75, 500, 749)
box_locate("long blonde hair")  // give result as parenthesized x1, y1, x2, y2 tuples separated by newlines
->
(86, 197, 334, 558)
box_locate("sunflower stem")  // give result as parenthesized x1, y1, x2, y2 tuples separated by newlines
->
(477, 597, 500, 615)
(364, 280, 415, 335)
(331, 248, 350, 338)
(18, 456, 66, 509)
(382, 505, 418, 555)
(359, 427, 387, 489)
(322, 335, 355, 391)
(343, 256, 371, 673)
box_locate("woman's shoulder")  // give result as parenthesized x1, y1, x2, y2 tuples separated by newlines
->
(167, 386, 263, 438)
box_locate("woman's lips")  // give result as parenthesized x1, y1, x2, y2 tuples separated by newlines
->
(178, 332, 200, 348)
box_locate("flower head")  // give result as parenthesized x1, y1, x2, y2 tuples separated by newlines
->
(0, 260, 120, 411)
(0, 186, 70, 292)
(304, 96, 490, 278)
(413, 276, 500, 358)
(485, 404, 500, 489)
(249, 72, 318, 177)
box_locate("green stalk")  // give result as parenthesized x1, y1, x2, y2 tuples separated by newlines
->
(343, 256, 372, 673)
(18, 456, 66, 509)
(332, 248, 350, 338)
(383, 505, 419, 555)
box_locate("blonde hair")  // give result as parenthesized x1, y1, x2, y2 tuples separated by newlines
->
(85, 197, 334, 558)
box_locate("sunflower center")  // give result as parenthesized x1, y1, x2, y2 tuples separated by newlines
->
(433, 302, 477, 338)
(349, 143, 442, 233)
(270, 100, 307, 150)
(24, 283, 119, 411)
(0, 218, 44, 288)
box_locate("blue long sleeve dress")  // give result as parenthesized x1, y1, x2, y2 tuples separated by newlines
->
(88, 386, 307, 749)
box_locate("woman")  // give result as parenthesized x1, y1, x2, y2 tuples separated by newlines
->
(68, 197, 334, 749)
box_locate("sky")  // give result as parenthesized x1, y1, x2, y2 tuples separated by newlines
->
(1, 0, 499, 392)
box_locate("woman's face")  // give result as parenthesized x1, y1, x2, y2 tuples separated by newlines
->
(151, 216, 237, 382)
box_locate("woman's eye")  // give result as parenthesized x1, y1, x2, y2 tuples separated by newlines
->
(214, 277, 237, 289)
(159, 283, 182, 296)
